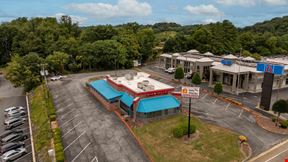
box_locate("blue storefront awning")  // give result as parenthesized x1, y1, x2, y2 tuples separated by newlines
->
(137, 95, 180, 113)
(120, 93, 134, 107)
(89, 80, 122, 101)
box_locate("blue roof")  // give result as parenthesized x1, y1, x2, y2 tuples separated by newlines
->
(89, 80, 122, 101)
(137, 95, 180, 113)
(120, 93, 134, 107)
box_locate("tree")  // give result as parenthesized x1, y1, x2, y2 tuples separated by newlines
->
(214, 82, 223, 95)
(174, 67, 184, 82)
(46, 51, 69, 74)
(272, 100, 288, 126)
(191, 73, 201, 85)
(137, 28, 155, 63)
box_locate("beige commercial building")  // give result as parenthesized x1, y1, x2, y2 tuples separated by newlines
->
(160, 50, 288, 94)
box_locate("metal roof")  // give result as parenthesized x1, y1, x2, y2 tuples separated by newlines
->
(137, 95, 180, 113)
(120, 93, 134, 107)
(89, 80, 122, 101)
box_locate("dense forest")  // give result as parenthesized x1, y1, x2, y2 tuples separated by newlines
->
(0, 15, 288, 91)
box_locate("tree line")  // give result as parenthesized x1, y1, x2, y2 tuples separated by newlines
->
(1, 16, 288, 91)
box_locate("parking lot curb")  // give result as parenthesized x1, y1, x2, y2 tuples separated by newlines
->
(26, 93, 36, 162)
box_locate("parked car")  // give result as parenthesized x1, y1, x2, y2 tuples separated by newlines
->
(4, 119, 24, 130)
(0, 130, 24, 139)
(1, 147, 27, 162)
(4, 118, 26, 127)
(4, 106, 24, 113)
(167, 68, 176, 74)
(1, 134, 28, 145)
(185, 73, 192, 79)
(50, 75, 63, 81)
(5, 116, 27, 123)
(5, 111, 26, 119)
(0, 142, 25, 155)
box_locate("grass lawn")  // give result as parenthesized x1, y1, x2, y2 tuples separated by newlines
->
(133, 115, 245, 162)
(30, 85, 53, 162)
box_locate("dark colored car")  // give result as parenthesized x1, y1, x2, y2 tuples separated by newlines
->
(0, 142, 25, 155)
(0, 129, 24, 139)
(1, 133, 28, 145)
(4, 119, 24, 130)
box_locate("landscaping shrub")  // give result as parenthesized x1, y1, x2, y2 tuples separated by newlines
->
(172, 126, 184, 138)
(172, 124, 196, 138)
(53, 128, 65, 162)
(280, 120, 288, 128)
(50, 115, 56, 121)
(182, 124, 196, 135)
(272, 117, 276, 122)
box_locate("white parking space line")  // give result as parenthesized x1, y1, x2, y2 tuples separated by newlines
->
(265, 147, 288, 162)
(56, 103, 73, 112)
(57, 100, 72, 107)
(62, 122, 82, 138)
(91, 155, 99, 162)
(212, 98, 218, 104)
(201, 94, 208, 100)
(14, 152, 32, 162)
(60, 109, 77, 120)
(25, 144, 31, 148)
(71, 142, 91, 162)
(238, 109, 244, 118)
(64, 131, 86, 151)
(225, 103, 231, 111)
(60, 115, 79, 128)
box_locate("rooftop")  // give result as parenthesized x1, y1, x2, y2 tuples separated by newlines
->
(211, 63, 260, 73)
(109, 72, 174, 93)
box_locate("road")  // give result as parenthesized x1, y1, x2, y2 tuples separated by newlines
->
(249, 140, 288, 162)
(48, 70, 149, 162)
(0, 75, 32, 162)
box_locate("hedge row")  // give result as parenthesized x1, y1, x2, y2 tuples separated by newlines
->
(172, 124, 196, 138)
(53, 128, 65, 162)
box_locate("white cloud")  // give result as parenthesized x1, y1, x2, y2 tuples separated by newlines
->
(184, 4, 223, 16)
(217, 0, 258, 6)
(202, 19, 218, 24)
(55, 13, 87, 25)
(264, 0, 288, 5)
(67, 0, 152, 19)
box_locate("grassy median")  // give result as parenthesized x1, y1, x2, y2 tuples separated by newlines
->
(133, 115, 244, 162)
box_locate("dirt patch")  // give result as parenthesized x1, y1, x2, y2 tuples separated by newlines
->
(183, 131, 200, 143)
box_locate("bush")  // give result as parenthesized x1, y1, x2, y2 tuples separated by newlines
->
(53, 128, 65, 162)
(172, 124, 196, 138)
(50, 115, 56, 121)
(191, 73, 201, 85)
(214, 82, 223, 95)
(172, 126, 184, 138)
(272, 117, 276, 122)
(280, 120, 288, 129)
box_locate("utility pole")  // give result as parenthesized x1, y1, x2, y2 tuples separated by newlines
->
(188, 98, 191, 138)
(237, 48, 242, 96)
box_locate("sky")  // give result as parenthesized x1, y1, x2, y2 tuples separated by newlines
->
(0, 0, 288, 27)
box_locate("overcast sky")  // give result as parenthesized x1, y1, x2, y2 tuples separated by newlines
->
(0, 0, 288, 27)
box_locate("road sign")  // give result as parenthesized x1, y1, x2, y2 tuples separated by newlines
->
(256, 63, 284, 75)
(181, 86, 200, 98)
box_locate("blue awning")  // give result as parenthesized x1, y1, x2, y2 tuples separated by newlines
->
(137, 95, 180, 113)
(89, 80, 122, 101)
(120, 93, 134, 107)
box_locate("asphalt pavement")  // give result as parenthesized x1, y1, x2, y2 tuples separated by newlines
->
(0, 75, 32, 162)
(48, 70, 149, 162)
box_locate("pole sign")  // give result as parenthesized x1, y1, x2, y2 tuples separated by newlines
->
(256, 63, 284, 75)
(181, 86, 200, 98)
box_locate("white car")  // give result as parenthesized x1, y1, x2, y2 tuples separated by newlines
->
(4, 106, 24, 113)
(167, 68, 176, 74)
(50, 75, 63, 81)
(1, 147, 27, 162)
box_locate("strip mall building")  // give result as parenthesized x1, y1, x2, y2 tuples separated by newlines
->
(87, 72, 181, 121)
(160, 49, 288, 94)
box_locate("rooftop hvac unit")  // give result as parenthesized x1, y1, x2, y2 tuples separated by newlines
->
(147, 85, 155, 90)
(137, 82, 144, 89)
(142, 80, 149, 86)
(125, 74, 134, 80)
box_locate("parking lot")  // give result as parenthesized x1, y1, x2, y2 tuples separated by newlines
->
(182, 94, 286, 155)
(0, 75, 32, 162)
(49, 71, 149, 162)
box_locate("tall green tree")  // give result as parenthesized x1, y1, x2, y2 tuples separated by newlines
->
(137, 28, 155, 63)
(191, 73, 201, 85)
(272, 100, 288, 126)
(174, 67, 184, 82)
(46, 51, 69, 74)
(214, 82, 223, 95)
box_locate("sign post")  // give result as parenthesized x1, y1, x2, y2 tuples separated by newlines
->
(181, 86, 200, 138)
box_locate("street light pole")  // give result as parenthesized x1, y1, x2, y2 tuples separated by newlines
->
(188, 98, 191, 138)
(237, 48, 242, 96)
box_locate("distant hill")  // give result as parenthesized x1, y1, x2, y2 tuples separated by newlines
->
(242, 16, 288, 36)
